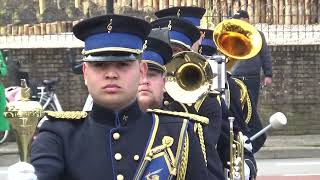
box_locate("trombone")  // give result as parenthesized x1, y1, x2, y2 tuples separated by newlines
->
(165, 51, 215, 105)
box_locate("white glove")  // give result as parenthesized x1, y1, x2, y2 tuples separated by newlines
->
(8, 162, 37, 180)
(243, 135, 253, 152)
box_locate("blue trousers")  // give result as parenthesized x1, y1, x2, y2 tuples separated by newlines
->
(242, 77, 261, 108)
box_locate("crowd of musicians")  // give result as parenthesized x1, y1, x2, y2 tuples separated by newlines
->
(6, 6, 273, 180)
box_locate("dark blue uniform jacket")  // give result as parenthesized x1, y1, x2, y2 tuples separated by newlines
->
(164, 93, 225, 180)
(31, 101, 208, 180)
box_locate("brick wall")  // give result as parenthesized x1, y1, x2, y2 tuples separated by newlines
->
(3, 48, 88, 111)
(3, 45, 320, 135)
(258, 45, 320, 135)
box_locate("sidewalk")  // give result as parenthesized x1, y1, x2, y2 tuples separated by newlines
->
(1, 135, 320, 166)
(255, 134, 320, 159)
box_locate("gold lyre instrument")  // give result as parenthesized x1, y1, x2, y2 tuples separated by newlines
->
(165, 51, 214, 104)
(4, 79, 44, 162)
(228, 117, 245, 180)
(213, 18, 262, 71)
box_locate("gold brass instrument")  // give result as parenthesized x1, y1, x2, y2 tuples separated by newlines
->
(228, 117, 245, 180)
(4, 79, 44, 162)
(213, 19, 262, 71)
(165, 51, 214, 104)
(164, 51, 214, 166)
(211, 19, 262, 180)
(213, 19, 262, 109)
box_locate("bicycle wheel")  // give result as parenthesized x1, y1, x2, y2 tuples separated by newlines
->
(0, 130, 8, 144)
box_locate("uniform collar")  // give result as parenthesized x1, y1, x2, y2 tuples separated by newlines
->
(90, 101, 143, 127)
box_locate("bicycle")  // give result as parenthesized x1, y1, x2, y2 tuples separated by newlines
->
(1, 78, 62, 144)
(34, 78, 63, 129)
(36, 78, 63, 111)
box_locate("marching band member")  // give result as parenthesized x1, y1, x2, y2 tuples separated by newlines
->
(8, 14, 208, 180)
(151, 7, 225, 179)
(138, 26, 223, 180)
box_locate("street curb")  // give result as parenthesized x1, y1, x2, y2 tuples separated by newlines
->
(256, 146, 320, 159)
(0, 142, 18, 155)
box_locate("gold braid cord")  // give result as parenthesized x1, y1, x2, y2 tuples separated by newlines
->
(233, 78, 252, 124)
(195, 123, 207, 166)
(177, 133, 189, 180)
(147, 109, 209, 125)
(244, 95, 252, 125)
(46, 111, 88, 120)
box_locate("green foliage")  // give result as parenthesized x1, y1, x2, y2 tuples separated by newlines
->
(0, 50, 7, 77)
(0, 50, 8, 131)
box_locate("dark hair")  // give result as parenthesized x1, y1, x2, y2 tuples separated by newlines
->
(232, 10, 249, 19)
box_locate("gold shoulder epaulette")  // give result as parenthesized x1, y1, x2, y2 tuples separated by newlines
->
(147, 109, 209, 125)
(45, 111, 88, 120)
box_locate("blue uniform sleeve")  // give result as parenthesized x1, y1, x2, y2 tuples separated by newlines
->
(30, 121, 65, 180)
(198, 95, 222, 147)
(246, 98, 267, 153)
(185, 128, 210, 180)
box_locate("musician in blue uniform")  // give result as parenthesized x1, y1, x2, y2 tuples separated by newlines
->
(137, 27, 223, 180)
(138, 29, 172, 112)
(8, 15, 208, 180)
(151, 8, 225, 180)
(153, 6, 223, 147)
(199, 27, 265, 179)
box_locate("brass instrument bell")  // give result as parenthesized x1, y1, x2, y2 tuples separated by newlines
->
(213, 19, 262, 70)
(165, 51, 214, 104)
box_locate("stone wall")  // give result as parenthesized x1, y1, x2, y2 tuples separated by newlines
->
(258, 45, 320, 135)
(2, 45, 320, 135)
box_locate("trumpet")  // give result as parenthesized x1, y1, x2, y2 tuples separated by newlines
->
(228, 117, 245, 180)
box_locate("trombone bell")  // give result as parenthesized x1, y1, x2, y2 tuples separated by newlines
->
(176, 62, 205, 91)
(165, 51, 214, 104)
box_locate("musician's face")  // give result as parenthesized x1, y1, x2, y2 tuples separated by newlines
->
(137, 68, 165, 112)
(83, 60, 147, 111)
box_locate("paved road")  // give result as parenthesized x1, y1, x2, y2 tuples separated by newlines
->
(1, 158, 319, 179)
(256, 158, 320, 180)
